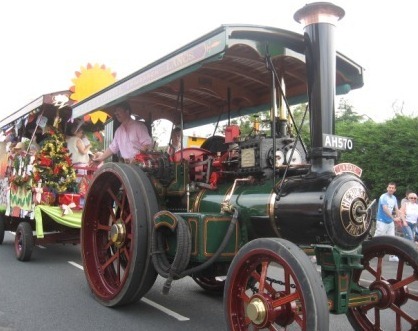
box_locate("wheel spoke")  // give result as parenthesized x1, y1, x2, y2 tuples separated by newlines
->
(408, 292, 418, 301)
(120, 191, 126, 216)
(108, 206, 117, 224)
(395, 259, 405, 280)
(120, 246, 130, 264)
(97, 223, 111, 231)
(101, 249, 120, 272)
(258, 261, 268, 292)
(373, 307, 381, 329)
(239, 290, 251, 303)
(376, 256, 383, 279)
(123, 212, 132, 225)
(250, 267, 276, 294)
(272, 292, 300, 308)
(107, 187, 122, 210)
(284, 269, 291, 293)
(116, 249, 121, 281)
(390, 302, 416, 324)
(392, 273, 417, 290)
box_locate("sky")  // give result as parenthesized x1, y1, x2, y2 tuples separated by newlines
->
(1, 0, 417, 126)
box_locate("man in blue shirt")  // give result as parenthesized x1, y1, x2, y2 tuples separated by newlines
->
(374, 182, 401, 261)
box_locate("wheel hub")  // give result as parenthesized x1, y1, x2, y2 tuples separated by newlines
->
(369, 279, 396, 309)
(247, 297, 267, 325)
(246, 293, 290, 328)
(110, 220, 126, 248)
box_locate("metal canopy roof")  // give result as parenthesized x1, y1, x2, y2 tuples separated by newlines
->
(71, 24, 364, 129)
(0, 91, 74, 130)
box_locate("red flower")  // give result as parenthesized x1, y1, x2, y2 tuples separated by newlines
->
(39, 155, 52, 167)
(64, 155, 72, 164)
(53, 165, 62, 175)
(33, 173, 41, 182)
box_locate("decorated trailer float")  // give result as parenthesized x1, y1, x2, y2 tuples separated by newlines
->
(72, 3, 418, 330)
(0, 91, 97, 261)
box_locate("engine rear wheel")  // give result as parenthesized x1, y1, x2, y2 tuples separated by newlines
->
(192, 276, 225, 293)
(15, 222, 34, 261)
(224, 238, 329, 330)
(347, 236, 418, 330)
(81, 163, 158, 307)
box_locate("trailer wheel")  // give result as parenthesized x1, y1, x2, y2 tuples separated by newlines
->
(15, 222, 34, 261)
(224, 238, 329, 330)
(192, 276, 225, 293)
(0, 213, 5, 245)
(347, 236, 418, 330)
(82, 163, 158, 307)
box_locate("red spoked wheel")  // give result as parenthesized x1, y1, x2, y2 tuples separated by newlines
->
(192, 275, 226, 294)
(224, 238, 329, 330)
(347, 236, 418, 330)
(81, 163, 158, 307)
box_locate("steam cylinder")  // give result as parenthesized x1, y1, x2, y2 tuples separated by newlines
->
(190, 172, 371, 249)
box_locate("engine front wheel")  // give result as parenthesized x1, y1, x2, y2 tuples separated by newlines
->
(82, 163, 158, 307)
(347, 235, 418, 330)
(224, 237, 329, 330)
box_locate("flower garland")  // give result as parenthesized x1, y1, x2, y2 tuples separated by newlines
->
(8, 142, 33, 190)
(32, 126, 77, 193)
(9, 161, 32, 189)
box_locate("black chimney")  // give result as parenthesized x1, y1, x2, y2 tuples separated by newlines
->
(294, 2, 345, 174)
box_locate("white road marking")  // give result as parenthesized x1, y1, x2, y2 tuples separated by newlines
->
(67, 261, 190, 321)
(68, 261, 84, 270)
(141, 298, 190, 321)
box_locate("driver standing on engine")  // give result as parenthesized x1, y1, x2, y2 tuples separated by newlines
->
(93, 102, 153, 164)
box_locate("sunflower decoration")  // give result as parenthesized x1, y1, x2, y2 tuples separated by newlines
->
(32, 126, 77, 193)
(70, 63, 116, 124)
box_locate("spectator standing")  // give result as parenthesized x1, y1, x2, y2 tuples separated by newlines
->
(400, 190, 413, 208)
(399, 192, 418, 242)
(93, 102, 152, 164)
(374, 182, 401, 261)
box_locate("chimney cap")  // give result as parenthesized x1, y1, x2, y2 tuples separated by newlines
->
(294, 2, 345, 27)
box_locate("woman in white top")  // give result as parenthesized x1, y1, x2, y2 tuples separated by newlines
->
(66, 122, 91, 177)
(400, 192, 418, 241)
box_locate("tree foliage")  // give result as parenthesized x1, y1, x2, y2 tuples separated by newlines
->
(336, 105, 418, 200)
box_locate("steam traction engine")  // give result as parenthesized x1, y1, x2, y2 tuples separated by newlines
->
(79, 3, 418, 330)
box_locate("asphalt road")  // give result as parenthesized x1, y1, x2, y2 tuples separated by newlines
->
(0, 231, 416, 331)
